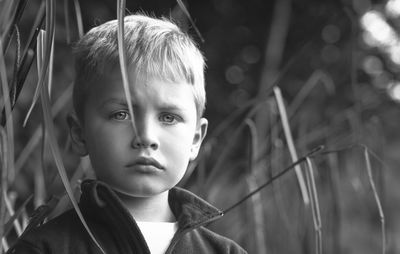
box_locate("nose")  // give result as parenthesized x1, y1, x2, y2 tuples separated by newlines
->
(131, 117, 159, 150)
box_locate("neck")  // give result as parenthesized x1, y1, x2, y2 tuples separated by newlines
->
(115, 190, 176, 222)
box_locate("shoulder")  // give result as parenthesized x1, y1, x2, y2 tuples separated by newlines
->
(24, 208, 83, 240)
(178, 226, 247, 254)
(8, 209, 88, 254)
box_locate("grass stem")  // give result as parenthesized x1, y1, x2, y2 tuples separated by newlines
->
(273, 86, 309, 205)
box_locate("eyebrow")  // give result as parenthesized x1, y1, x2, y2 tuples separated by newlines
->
(98, 99, 135, 110)
(98, 98, 188, 112)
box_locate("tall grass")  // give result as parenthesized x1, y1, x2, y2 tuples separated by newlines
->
(0, 0, 393, 254)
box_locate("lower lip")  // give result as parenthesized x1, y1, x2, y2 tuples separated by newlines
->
(128, 164, 163, 173)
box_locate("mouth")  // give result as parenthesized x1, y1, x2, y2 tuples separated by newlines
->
(128, 157, 164, 170)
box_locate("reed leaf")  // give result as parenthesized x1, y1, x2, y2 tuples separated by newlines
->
(176, 0, 204, 43)
(0, 38, 14, 187)
(2, 238, 9, 253)
(305, 157, 322, 254)
(0, 126, 8, 247)
(73, 0, 84, 38)
(13, 2, 45, 109)
(63, 0, 71, 43)
(207, 98, 261, 141)
(9, 25, 21, 108)
(36, 128, 46, 208)
(23, 0, 55, 127)
(0, 0, 15, 44)
(273, 86, 309, 204)
(223, 145, 323, 214)
(288, 69, 335, 118)
(363, 147, 386, 254)
(244, 119, 267, 254)
(15, 85, 72, 174)
(204, 121, 246, 187)
(1, 0, 28, 54)
(327, 153, 341, 253)
(3, 195, 31, 240)
(0, 0, 13, 28)
(117, 0, 139, 138)
(36, 30, 48, 207)
(4, 191, 23, 236)
(35, 28, 106, 253)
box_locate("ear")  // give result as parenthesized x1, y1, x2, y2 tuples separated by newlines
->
(67, 113, 88, 156)
(190, 118, 208, 161)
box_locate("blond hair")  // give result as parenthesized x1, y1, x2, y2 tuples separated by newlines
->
(73, 13, 206, 120)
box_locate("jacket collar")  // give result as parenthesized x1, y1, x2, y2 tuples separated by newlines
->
(79, 179, 224, 231)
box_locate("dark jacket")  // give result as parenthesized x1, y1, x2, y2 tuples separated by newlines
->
(8, 180, 247, 254)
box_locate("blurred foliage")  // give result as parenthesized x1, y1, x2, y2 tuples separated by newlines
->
(2, 0, 400, 253)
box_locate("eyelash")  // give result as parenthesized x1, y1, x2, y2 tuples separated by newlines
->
(110, 111, 130, 121)
(110, 111, 182, 124)
(159, 113, 182, 124)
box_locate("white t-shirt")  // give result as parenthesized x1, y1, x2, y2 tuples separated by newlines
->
(136, 221, 178, 254)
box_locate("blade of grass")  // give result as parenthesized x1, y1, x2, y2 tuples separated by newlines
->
(13, 2, 45, 109)
(244, 119, 267, 254)
(3, 191, 23, 236)
(14, 85, 72, 174)
(223, 145, 323, 214)
(35, 27, 106, 253)
(327, 153, 341, 253)
(9, 25, 21, 108)
(0, 38, 14, 186)
(72, 0, 84, 38)
(63, 0, 71, 43)
(288, 69, 335, 118)
(35, 30, 48, 208)
(47, 34, 54, 97)
(41, 86, 107, 254)
(2, 238, 9, 253)
(273, 86, 309, 204)
(207, 98, 261, 143)
(3, 195, 32, 237)
(176, 0, 204, 43)
(0, 126, 8, 246)
(117, 0, 139, 139)
(37, 129, 46, 208)
(23, 0, 55, 127)
(363, 147, 386, 254)
(2, 0, 28, 54)
(258, 0, 291, 95)
(48, 157, 90, 219)
(204, 121, 247, 187)
(0, 0, 16, 44)
(0, 0, 14, 30)
(305, 157, 322, 254)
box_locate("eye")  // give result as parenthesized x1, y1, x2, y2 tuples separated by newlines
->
(159, 113, 181, 124)
(111, 111, 130, 121)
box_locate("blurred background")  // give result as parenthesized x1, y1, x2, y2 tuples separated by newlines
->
(2, 0, 400, 253)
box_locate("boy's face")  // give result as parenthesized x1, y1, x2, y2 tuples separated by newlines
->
(69, 68, 207, 198)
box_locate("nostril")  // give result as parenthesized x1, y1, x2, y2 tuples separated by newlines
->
(132, 139, 158, 149)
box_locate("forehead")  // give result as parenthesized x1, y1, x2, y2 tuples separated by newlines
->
(87, 69, 197, 110)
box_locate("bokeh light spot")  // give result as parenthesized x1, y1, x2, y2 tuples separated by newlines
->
(388, 81, 400, 102)
(361, 11, 397, 47)
(225, 65, 245, 84)
(386, 0, 400, 18)
(241, 45, 261, 64)
(322, 24, 341, 44)
(362, 55, 383, 76)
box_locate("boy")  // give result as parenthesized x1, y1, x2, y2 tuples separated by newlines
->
(9, 14, 247, 254)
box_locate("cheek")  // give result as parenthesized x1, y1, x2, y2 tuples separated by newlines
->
(163, 130, 194, 160)
(85, 124, 129, 160)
